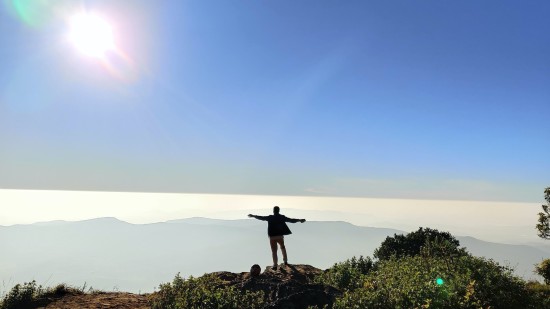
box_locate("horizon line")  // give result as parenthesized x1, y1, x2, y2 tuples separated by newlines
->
(0, 187, 541, 204)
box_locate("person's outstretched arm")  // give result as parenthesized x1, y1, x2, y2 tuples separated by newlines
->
(284, 216, 306, 223)
(248, 214, 269, 221)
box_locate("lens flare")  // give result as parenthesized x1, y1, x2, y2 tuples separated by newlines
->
(436, 278, 444, 285)
(100, 48, 138, 83)
(66, 11, 138, 82)
(69, 13, 115, 58)
(4, 0, 141, 82)
(9, 0, 58, 27)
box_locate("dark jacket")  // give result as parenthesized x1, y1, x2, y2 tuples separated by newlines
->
(255, 214, 300, 237)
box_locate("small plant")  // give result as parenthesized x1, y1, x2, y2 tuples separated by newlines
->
(0, 281, 42, 309)
(0, 281, 84, 309)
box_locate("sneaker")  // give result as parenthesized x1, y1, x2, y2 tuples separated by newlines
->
(272, 264, 278, 270)
(284, 262, 289, 266)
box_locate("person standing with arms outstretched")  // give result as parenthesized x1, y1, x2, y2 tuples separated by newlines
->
(248, 206, 306, 269)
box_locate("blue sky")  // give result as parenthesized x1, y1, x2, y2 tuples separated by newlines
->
(0, 0, 548, 202)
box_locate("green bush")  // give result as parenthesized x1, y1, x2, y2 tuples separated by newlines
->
(0, 281, 42, 309)
(0, 281, 84, 309)
(535, 258, 550, 285)
(526, 281, 550, 309)
(149, 273, 265, 309)
(333, 254, 537, 309)
(536, 187, 550, 240)
(374, 227, 465, 261)
(314, 256, 374, 291)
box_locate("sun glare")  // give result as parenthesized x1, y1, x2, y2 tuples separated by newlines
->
(68, 13, 115, 58)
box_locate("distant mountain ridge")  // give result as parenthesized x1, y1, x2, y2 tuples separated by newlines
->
(0, 217, 547, 293)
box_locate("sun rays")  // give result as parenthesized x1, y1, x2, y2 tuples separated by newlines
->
(68, 13, 115, 58)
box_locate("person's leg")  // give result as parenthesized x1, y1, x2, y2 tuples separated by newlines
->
(277, 237, 288, 264)
(269, 237, 278, 266)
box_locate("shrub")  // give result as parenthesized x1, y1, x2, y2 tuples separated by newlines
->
(374, 227, 465, 261)
(0, 281, 84, 309)
(0, 281, 42, 309)
(333, 254, 536, 309)
(149, 273, 265, 309)
(314, 256, 374, 291)
(535, 258, 550, 285)
(526, 281, 550, 309)
(536, 187, 550, 240)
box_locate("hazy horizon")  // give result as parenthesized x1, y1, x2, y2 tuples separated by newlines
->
(1, 189, 544, 245)
(1, 212, 548, 293)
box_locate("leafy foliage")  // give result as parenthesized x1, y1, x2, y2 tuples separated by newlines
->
(535, 258, 550, 285)
(333, 254, 537, 309)
(314, 256, 374, 291)
(149, 273, 265, 309)
(0, 281, 42, 309)
(536, 187, 550, 240)
(0, 281, 81, 309)
(374, 227, 465, 261)
(526, 281, 550, 308)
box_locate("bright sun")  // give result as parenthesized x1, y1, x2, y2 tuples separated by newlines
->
(69, 13, 115, 58)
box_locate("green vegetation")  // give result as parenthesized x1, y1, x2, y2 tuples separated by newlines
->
(332, 254, 535, 308)
(535, 259, 550, 285)
(318, 227, 546, 308)
(534, 186, 550, 289)
(149, 273, 265, 309)
(374, 227, 466, 261)
(536, 187, 550, 240)
(314, 256, 373, 291)
(0, 281, 42, 309)
(0, 281, 84, 309)
(526, 281, 550, 308)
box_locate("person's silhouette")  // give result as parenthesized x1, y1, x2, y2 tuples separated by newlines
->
(248, 206, 306, 269)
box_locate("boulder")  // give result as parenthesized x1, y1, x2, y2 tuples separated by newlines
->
(250, 264, 262, 277)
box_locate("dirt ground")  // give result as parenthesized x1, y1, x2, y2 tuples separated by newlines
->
(37, 292, 150, 309)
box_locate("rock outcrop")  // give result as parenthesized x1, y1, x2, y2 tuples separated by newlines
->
(212, 264, 341, 309)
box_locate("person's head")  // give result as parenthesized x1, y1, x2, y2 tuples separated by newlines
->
(273, 206, 280, 214)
